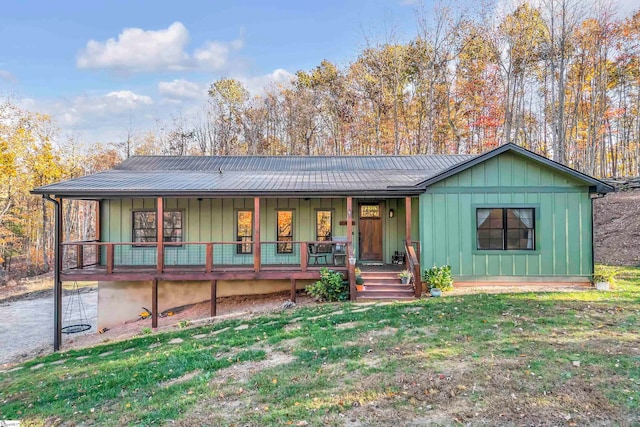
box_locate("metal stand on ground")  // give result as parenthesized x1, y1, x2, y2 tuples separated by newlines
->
(61, 281, 92, 334)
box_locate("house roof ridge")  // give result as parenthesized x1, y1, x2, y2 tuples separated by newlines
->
(114, 154, 477, 172)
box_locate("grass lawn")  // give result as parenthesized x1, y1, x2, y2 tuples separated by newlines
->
(1, 267, 639, 426)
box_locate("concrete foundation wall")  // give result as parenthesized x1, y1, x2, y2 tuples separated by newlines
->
(97, 279, 311, 328)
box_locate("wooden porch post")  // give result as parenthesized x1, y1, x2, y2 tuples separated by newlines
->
(106, 244, 114, 274)
(405, 196, 412, 246)
(152, 278, 158, 329)
(300, 242, 308, 272)
(205, 243, 213, 273)
(157, 197, 164, 274)
(254, 197, 261, 272)
(347, 197, 353, 251)
(95, 200, 101, 265)
(347, 197, 356, 301)
(76, 244, 84, 269)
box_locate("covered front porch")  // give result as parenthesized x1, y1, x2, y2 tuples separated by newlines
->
(53, 195, 421, 342)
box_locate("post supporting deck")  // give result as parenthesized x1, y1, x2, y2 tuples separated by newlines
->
(152, 278, 158, 329)
(157, 197, 164, 274)
(210, 279, 217, 317)
(253, 197, 261, 272)
(290, 277, 297, 302)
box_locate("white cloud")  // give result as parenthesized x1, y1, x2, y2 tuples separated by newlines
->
(158, 79, 208, 101)
(0, 69, 17, 83)
(24, 90, 157, 144)
(237, 68, 295, 95)
(77, 21, 243, 73)
(193, 41, 233, 70)
(105, 90, 153, 105)
(77, 22, 189, 72)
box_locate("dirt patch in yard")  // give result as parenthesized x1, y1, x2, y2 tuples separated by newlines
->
(158, 370, 202, 388)
(594, 189, 640, 266)
(274, 336, 303, 352)
(333, 353, 629, 427)
(209, 352, 296, 386)
(171, 352, 297, 426)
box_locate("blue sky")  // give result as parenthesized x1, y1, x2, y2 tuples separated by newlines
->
(0, 0, 636, 144)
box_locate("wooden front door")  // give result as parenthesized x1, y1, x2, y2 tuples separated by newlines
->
(359, 204, 383, 261)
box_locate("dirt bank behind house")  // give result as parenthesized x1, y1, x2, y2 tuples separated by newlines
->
(594, 187, 640, 267)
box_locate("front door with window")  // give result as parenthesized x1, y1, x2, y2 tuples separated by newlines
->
(359, 204, 383, 261)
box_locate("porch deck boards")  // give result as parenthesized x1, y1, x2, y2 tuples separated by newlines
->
(357, 264, 404, 273)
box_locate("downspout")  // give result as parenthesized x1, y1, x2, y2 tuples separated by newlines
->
(591, 196, 595, 277)
(43, 195, 62, 352)
(590, 191, 606, 277)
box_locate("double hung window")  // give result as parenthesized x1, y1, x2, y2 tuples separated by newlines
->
(476, 208, 535, 250)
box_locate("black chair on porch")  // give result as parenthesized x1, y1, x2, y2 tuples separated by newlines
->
(307, 242, 330, 265)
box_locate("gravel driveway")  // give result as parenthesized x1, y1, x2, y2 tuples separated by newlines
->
(0, 289, 97, 365)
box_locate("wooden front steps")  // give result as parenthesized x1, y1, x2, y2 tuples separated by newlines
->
(356, 270, 415, 301)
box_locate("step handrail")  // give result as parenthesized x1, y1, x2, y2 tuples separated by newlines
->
(404, 240, 422, 298)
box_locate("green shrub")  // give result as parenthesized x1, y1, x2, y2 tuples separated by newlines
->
(306, 267, 349, 302)
(423, 265, 454, 291)
(593, 265, 619, 284)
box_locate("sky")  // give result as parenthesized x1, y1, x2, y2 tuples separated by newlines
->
(0, 0, 637, 145)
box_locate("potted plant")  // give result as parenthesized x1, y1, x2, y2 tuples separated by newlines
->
(398, 269, 413, 284)
(355, 267, 365, 291)
(423, 265, 453, 297)
(592, 266, 618, 291)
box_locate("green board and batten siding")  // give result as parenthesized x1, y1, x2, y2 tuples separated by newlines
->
(419, 152, 593, 282)
(100, 197, 419, 265)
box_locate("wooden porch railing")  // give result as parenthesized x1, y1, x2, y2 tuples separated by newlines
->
(60, 240, 348, 275)
(404, 240, 422, 297)
(61, 240, 100, 270)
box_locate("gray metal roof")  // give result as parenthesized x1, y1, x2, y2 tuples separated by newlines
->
(31, 146, 613, 198)
(114, 155, 469, 172)
(32, 154, 475, 198)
